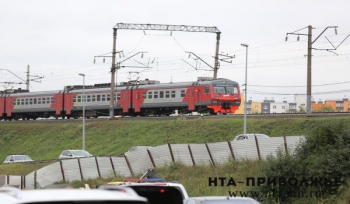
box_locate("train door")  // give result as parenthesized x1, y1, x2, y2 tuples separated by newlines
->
(119, 90, 131, 113)
(0, 95, 5, 118)
(132, 89, 144, 113)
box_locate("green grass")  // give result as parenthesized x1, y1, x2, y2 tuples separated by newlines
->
(1, 116, 350, 203)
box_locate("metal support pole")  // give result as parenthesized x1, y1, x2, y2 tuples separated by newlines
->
(26, 65, 30, 90)
(306, 25, 312, 115)
(213, 32, 221, 79)
(110, 28, 117, 119)
(241, 44, 249, 134)
(78, 73, 86, 150)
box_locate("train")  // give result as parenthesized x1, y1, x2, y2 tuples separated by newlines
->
(0, 78, 241, 120)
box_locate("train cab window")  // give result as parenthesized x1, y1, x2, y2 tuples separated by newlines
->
(107, 94, 110, 101)
(165, 91, 170, 98)
(77, 96, 81, 102)
(148, 91, 153, 99)
(143, 92, 146, 99)
(97, 95, 101, 101)
(154, 91, 158, 99)
(117, 93, 120, 100)
(92, 95, 96, 102)
(87, 95, 91, 102)
(204, 87, 210, 94)
(159, 91, 164, 98)
(181, 90, 185, 97)
(101, 95, 106, 101)
(171, 90, 176, 98)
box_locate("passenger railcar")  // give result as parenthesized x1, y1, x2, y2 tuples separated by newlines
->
(0, 78, 241, 120)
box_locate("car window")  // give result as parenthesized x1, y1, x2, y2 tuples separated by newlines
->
(9, 156, 14, 161)
(14, 155, 31, 160)
(236, 136, 246, 140)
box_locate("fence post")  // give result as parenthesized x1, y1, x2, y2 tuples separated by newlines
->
(77, 158, 84, 181)
(34, 171, 37, 189)
(124, 155, 134, 177)
(59, 160, 66, 182)
(6, 175, 9, 185)
(188, 144, 196, 167)
(147, 149, 156, 168)
(254, 137, 262, 160)
(109, 156, 117, 177)
(284, 136, 289, 155)
(227, 141, 236, 160)
(205, 143, 215, 166)
(168, 143, 175, 163)
(95, 157, 101, 178)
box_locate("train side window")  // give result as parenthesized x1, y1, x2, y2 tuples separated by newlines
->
(160, 91, 164, 98)
(117, 93, 120, 100)
(34, 98, 37, 104)
(25, 99, 28, 105)
(97, 95, 101, 101)
(21, 99, 24, 105)
(46, 98, 50, 104)
(148, 91, 153, 99)
(51, 97, 54, 103)
(92, 95, 96, 102)
(154, 91, 158, 99)
(38, 98, 41, 104)
(101, 95, 106, 101)
(77, 96, 81, 102)
(204, 87, 210, 94)
(41, 98, 45, 104)
(143, 92, 146, 99)
(73, 96, 76, 102)
(165, 91, 170, 98)
(87, 95, 91, 102)
(181, 90, 185, 97)
(13, 100, 16, 105)
(107, 94, 110, 101)
(29, 98, 33, 105)
(171, 90, 176, 98)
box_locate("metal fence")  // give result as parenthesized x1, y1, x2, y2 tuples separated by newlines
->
(0, 136, 304, 189)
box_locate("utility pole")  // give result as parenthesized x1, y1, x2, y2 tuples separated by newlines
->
(110, 28, 118, 119)
(286, 25, 348, 116)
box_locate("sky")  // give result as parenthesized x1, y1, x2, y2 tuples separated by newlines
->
(1, 0, 350, 102)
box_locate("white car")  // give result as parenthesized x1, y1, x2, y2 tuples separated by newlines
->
(0, 186, 148, 204)
(184, 196, 261, 204)
(233, 134, 270, 141)
(58, 150, 92, 159)
(3, 155, 33, 164)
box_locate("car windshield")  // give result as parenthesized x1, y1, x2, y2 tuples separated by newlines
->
(71, 150, 91, 156)
(214, 85, 238, 94)
(14, 155, 31, 160)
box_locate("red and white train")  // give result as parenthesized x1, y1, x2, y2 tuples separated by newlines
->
(0, 78, 241, 120)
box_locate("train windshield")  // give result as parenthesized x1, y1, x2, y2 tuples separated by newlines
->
(214, 85, 238, 94)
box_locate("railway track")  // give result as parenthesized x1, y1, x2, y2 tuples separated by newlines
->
(1, 112, 350, 123)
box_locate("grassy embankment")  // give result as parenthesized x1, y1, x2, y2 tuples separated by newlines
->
(1, 116, 349, 203)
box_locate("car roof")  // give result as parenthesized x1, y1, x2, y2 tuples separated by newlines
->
(187, 196, 261, 203)
(0, 188, 148, 203)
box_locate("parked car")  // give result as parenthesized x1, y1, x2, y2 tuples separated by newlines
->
(3, 154, 34, 164)
(0, 186, 148, 204)
(233, 133, 270, 141)
(58, 150, 92, 159)
(184, 196, 261, 204)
